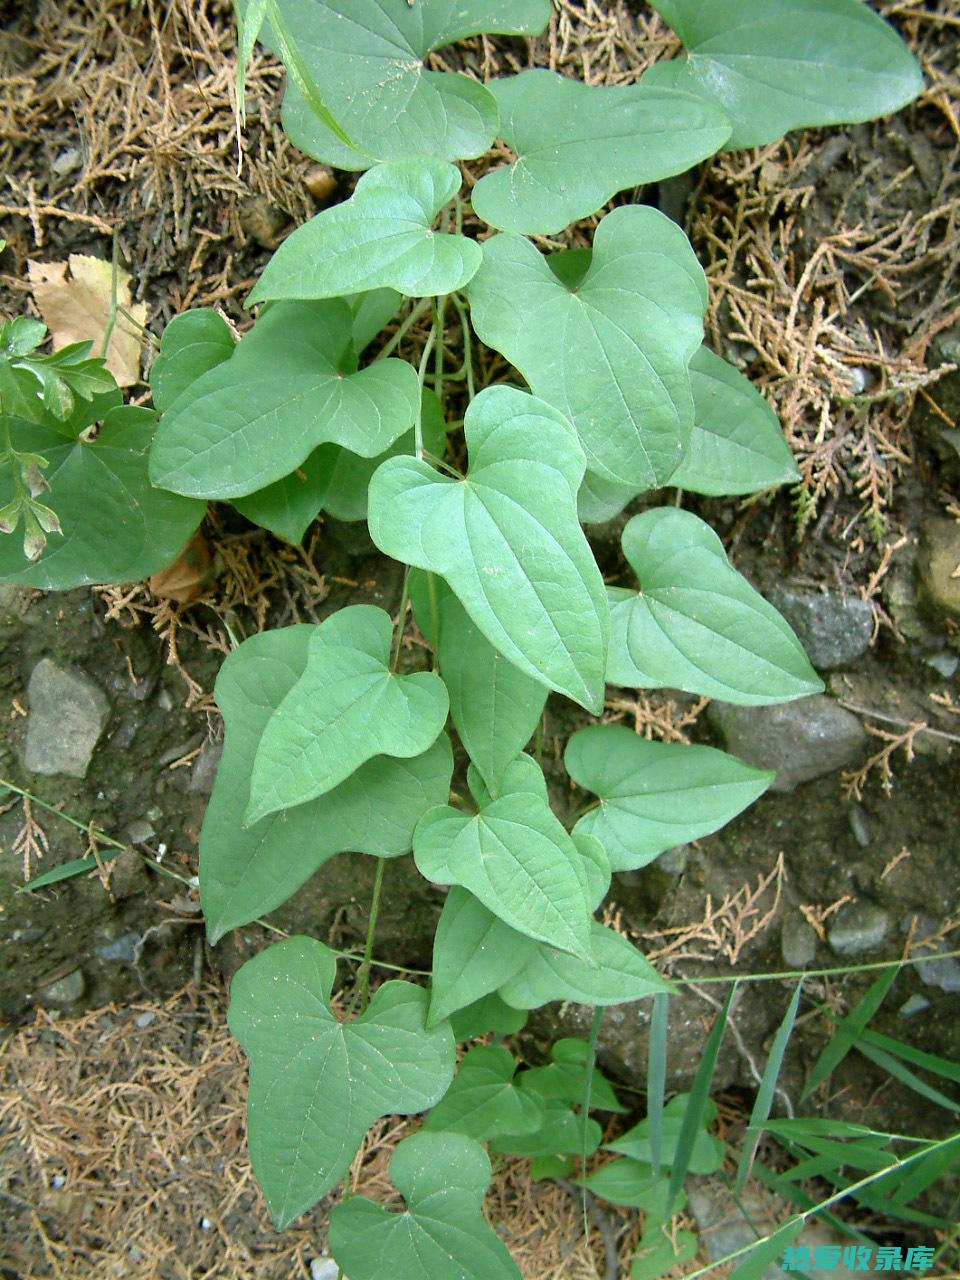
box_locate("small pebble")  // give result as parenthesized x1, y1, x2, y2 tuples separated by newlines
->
(51, 1174, 66, 1189)
(52, 147, 81, 176)
(199, 1217, 213, 1231)
(847, 803, 871, 848)
(136, 1011, 156, 1028)
(899, 994, 930, 1019)
(924, 650, 958, 678)
(309, 1258, 341, 1280)
(304, 165, 337, 203)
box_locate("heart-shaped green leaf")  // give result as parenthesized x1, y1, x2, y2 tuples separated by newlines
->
(228, 937, 455, 1230)
(328, 1132, 520, 1280)
(245, 604, 449, 824)
(606, 1094, 724, 1173)
(566, 724, 773, 871)
(428, 886, 537, 1028)
(669, 347, 799, 495)
(449, 994, 528, 1042)
(465, 207, 706, 489)
(260, 0, 550, 169)
(414, 755, 594, 960)
(490, 1087, 602, 1160)
(232, 388, 446, 541)
(409, 571, 547, 794)
(522, 1039, 626, 1113)
(369, 384, 608, 712)
(580, 1161, 670, 1209)
(645, 0, 922, 149)
(200, 625, 453, 942)
(149, 309, 235, 413)
(472, 71, 731, 234)
(498, 919, 672, 1010)
(0, 407, 204, 589)
(423, 1045, 546, 1140)
(607, 508, 823, 703)
(149, 301, 419, 498)
(248, 160, 481, 303)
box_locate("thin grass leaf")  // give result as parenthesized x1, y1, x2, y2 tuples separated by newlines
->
(751, 1161, 875, 1245)
(19, 846, 125, 891)
(765, 1118, 891, 1139)
(801, 965, 897, 1100)
(859, 1027, 960, 1085)
(855, 1041, 960, 1113)
(727, 1218, 804, 1280)
(736, 979, 803, 1194)
(647, 992, 668, 1179)
(264, 0, 355, 151)
(667, 985, 734, 1213)
(235, 0, 268, 127)
(883, 1140, 960, 1208)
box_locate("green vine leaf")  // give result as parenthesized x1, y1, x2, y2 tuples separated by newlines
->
(232, 388, 446, 543)
(607, 508, 823, 703)
(566, 724, 774, 872)
(428, 886, 537, 1028)
(328, 1132, 520, 1280)
(472, 71, 731, 234)
(149, 309, 235, 413)
(522, 1038, 626, 1114)
(245, 604, 449, 824)
(449, 993, 528, 1042)
(465, 207, 707, 489)
(149, 301, 419, 498)
(497, 918, 672, 1010)
(414, 755, 595, 961)
(410, 570, 547, 794)
(200, 625, 453, 942)
(248, 160, 481, 303)
(645, 0, 922, 149)
(490, 1076, 602, 1159)
(0, 407, 204, 588)
(369, 384, 608, 712)
(228, 937, 455, 1231)
(262, 0, 551, 169)
(423, 1045, 546, 1140)
(605, 1094, 725, 1173)
(669, 347, 800, 495)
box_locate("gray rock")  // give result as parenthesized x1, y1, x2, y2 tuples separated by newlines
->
(900, 914, 960, 994)
(94, 931, 140, 964)
(847, 803, 871, 848)
(37, 968, 86, 1006)
(769, 589, 873, 670)
(917, 519, 960, 622)
(24, 658, 110, 778)
(655, 845, 690, 874)
(899, 994, 931, 1019)
(189, 739, 223, 794)
(924, 650, 959, 678)
(781, 915, 817, 969)
(828, 902, 891, 956)
(708, 696, 867, 792)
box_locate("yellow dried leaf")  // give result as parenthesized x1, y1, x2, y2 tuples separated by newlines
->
(27, 254, 147, 387)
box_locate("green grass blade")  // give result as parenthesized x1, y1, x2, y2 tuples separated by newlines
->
(20, 846, 125, 890)
(855, 1041, 960, 1113)
(264, 0, 356, 152)
(728, 1219, 804, 1280)
(667, 985, 735, 1213)
(735, 979, 803, 1194)
(859, 1027, 960, 1085)
(801, 965, 897, 1100)
(647, 992, 668, 1179)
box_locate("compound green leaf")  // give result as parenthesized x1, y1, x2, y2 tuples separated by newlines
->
(263, 0, 551, 169)
(0, 407, 204, 589)
(465, 207, 706, 489)
(566, 723, 773, 871)
(328, 1133, 520, 1280)
(200, 625, 452, 942)
(522, 1038, 626, 1113)
(410, 571, 547, 793)
(497, 919, 672, 1010)
(669, 347, 799, 495)
(245, 604, 448, 823)
(645, 0, 922, 149)
(423, 1045, 546, 1140)
(490, 1099, 602, 1159)
(149, 309, 235, 413)
(414, 755, 594, 960)
(607, 508, 823, 703)
(606, 1094, 724, 1173)
(472, 70, 731, 234)
(428, 887, 536, 1028)
(229, 938, 455, 1230)
(231, 388, 445, 541)
(369, 384, 608, 712)
(248, 160, 481, 303)
(149, 301, 419, 498)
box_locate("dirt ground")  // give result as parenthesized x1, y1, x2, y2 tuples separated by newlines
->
(1, 0, 959, 1276)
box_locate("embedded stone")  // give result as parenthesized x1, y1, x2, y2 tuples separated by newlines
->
(24, 659, 110, 778)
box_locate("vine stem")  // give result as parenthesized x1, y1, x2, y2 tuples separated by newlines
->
(389, 564, 411, 673)
(414, 321, 438, 460)
(374, 296, 431, 362)
(349, 856, 386, 1017)
(434, 294, 447, 412)
(451, 293, 475, 400)
(580, 1005, 602, 1238)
